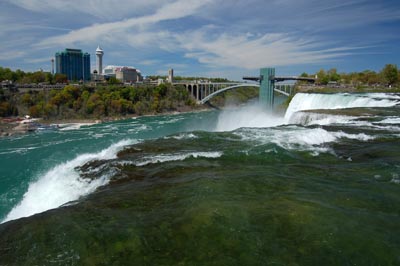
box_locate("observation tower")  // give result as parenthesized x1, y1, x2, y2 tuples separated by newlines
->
(96, 45, 104, 74)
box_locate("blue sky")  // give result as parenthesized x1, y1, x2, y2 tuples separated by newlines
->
(0, 0, 399, 80)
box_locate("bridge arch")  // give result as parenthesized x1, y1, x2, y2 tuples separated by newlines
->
(199, 84, 260, 104)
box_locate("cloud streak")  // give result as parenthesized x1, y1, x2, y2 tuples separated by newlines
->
(0, 0, 399, 76)
(7, 0, 165, 19)
(36, 0, 211, 47)
(177, 31, 355, 69)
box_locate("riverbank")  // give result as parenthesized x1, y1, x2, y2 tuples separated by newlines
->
(0, 105, 211, 137)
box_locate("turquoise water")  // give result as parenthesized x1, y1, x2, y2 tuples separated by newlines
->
(0, 93, 400, 265)
(0, 111, 219, 221)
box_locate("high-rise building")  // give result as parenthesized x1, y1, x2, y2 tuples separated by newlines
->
(96, 45, 104, 74)
(55, 48, 91, 81)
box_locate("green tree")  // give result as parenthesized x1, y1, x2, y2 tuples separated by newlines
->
(31, 71, 46, 84)
(398, 71, 400, 85)
(300, 72, 309, 78)
(363, 70, 380, 85)
(54, 73, 68, 84)
(21, 93, 33, 107)
(43, 103, 56, 118)
(0, 102, 12, 116)
(129, 87, 138, 102)
(86, 93, 105, 116)
(81, 90, 90, 102)
(381, 64, 398, 86)
(45, 73, 54, 84)
(50, 93, 64, 115)
(28, 105, 41, 117)
(316, 69, 329, 85)
(155, 84, 168, 97)
(1, 68, 17, 81)
(15, 69, 25, 82)
(108, 77, 120, 84)
(327, 68, 340, 82)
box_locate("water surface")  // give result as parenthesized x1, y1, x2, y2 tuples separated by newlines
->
(0, 93, 399, 265)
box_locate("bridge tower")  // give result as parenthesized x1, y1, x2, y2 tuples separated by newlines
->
(259, 68, 275, 109)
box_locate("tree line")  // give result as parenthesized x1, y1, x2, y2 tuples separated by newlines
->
(300, 64, 400, 87)
(0, 67, 68, 84)
(0, 84, 196, 118)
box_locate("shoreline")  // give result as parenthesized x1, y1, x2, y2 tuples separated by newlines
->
(2, 88, 399, 138)
(0, 106, 211, 138)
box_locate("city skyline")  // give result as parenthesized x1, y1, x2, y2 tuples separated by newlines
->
(0, 0, 399, 80)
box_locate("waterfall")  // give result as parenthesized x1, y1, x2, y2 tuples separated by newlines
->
(285, 93, 399, 122)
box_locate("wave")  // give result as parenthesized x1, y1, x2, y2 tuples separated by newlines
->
(58, 123, 97, 131)
(379, 117, 400, 124)
(130, 151, 223, 167)
(289, 112, 400, 132)
(288, 112, 358, 126)
(2, 139, 135, 223)
(165, 133, 198, 140)
(235, 127, 374, 154)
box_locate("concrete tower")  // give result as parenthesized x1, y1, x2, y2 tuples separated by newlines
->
(96, 45, 104, 74)
(168, 68, 174, 83)
(51, 58, 54, 75)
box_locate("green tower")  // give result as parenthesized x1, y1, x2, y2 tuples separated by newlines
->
(259, 68, 275, 109)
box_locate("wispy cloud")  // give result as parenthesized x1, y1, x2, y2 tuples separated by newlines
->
(0, 51, 26, 61)
(24, 57, 53, 64)
(1, 0, 399, 75)
(175, 30, 356, 69)
(141, 60, 161, 66)
(36, 0, 212, 48)
(7, 0, 165, 20)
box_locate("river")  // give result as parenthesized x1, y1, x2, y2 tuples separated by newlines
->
(0, 93, 399, 265)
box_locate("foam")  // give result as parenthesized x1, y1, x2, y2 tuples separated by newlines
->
(379, 117, 400, 124)
(285, 93, 399, 121)
(288, 112, 357, 126)
(58, 123, 96, 131)
(2, 139, 135, 223)
(235, 127, 374, 154)
(134, 151, 223, 166)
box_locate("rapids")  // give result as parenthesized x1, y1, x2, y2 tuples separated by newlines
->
(0, 92, 399, 265)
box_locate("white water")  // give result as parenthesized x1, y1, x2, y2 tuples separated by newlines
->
(133, 151, 223, 166)
(3, 93, 398, 223)
(2, 139, 135, 223)
(288, 112, 358, 126)
(215, 104, 282, 131)
(285, 93, 399, 122)
(215, 93, 399, 131)
(380, 117, 400, 124)
(58, 123, 97, 131)
(217, 93, 398, 154)
(235, 127, 374, 154)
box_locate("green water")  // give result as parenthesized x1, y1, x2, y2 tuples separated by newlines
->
(0, 93, 400, 265)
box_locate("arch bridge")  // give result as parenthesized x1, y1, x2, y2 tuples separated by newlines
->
(173, 68, 315, 108)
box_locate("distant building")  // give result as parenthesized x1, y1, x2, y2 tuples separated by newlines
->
(55, 48, 90, 81)
(91, 70, 104, 82)
(167, 68, 174, 83)
(96, 45, 104, 74)
(103, 65, 143, 83)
